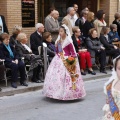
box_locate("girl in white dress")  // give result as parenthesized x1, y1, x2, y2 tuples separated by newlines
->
(102, 55, 120, 120)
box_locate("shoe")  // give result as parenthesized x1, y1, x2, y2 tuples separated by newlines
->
(100, 70, 107, 74)
(11, 82, 17, 88)
(81, 72, 86, 75)
(88, 70, 96, 75)
(0, 88, 2, 91)
(32, 78, 42, 83)
(20, 82, 28, 86)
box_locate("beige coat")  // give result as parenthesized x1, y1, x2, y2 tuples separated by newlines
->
(62, 15, 73, 36)
(94, 19, 107, 38)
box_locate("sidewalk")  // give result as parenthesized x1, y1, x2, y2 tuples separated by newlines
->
(0, 70, 112, 97)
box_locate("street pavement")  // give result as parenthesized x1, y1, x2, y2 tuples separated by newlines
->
(0, 78, 108, 120)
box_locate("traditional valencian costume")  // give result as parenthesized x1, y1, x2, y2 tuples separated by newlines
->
(43, 24, 86, 100)
(102, 56, 120, 120)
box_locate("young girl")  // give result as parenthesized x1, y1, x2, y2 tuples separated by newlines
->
(43, 24, 86, 100)
(102, 55, 120, 119)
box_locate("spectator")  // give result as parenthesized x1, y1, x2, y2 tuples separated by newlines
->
(83, 11, 95, 38)
(73, 4, 79, 21)
(16, 33, 43, 83)
(30, 23, 44, 55)
(86, 28, 107, 74)
(112, 12, 120, 37)
(45, 10, 60, 42)
(75, 10, 88, 34)
(72, 26, 96, 75)
(45, 7, 55, 21)
(100, 26, 120, 59)
(62, 7, 75, 35)
(94, 10, 107, 38)
(43, 32, 56, 62)
(10, 25, 22, 47)
(0, 33, 28, 88)
(83, 7, 89, 12)
(0, 15, 9, 34)
(108, 24, 120, 43)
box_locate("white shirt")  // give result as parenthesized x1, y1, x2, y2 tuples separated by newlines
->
(68, 15, 75, 27)
(74, 14, 78, 22)
(37, 31, 42, 36)
(0, 16, 3, 33)
(21, 43, 32, 53)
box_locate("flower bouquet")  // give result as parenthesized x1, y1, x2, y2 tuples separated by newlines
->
(66, 56, 76, 65)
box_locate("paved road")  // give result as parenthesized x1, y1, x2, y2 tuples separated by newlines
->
(0, 78, 108, 120)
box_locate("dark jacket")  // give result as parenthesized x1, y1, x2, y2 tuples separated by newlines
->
(30, 31, 43, 55)
(0, 15, 9, 33)
(15, 42, 32, 61)
(113, 20, 120, 37)
(99, 34, 114, 50)
(83, 20, 95, 37)
(43, 41, 55, 61)
(86, 36, 102, 57)
(72, 34, 85, 53)
(0, 43, 20, 64)
(75, 17, 85, 33)
(10, 34, 18, 47)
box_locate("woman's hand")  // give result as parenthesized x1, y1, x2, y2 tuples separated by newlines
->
(15, 59, 18, 64)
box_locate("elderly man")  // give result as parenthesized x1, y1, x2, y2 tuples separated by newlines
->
(45, 7, 55, 21)
(45, 10, 60, 42)
(30, 23, 45, 55)
(62, 7, 75, 35)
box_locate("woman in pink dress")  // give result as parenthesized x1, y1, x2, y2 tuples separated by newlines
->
(43, 24, 86, 100)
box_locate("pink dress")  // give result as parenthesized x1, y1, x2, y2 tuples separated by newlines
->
(43, 38, 86, 100)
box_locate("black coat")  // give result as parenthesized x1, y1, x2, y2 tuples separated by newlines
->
(0, 43, 20, 64)
(75, 17, 85, 32)
(15, 42, 32, 61)
(72, 34, 85, 53)
(113, 20, 120, 37)
(0, 15, 9, 33)
(83, 20, 95, 37)
(30, 31, 43, 55)
(86, 36, 102, 57)
(99, 34, 114, 50)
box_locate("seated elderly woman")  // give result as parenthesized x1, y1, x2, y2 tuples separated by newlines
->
(43, 32, 56, 62)
(10, 25, 22, 47)
(15, 32, 43, 83)
(72, 26, 96, 75)
(86, 28, 107, 74)
(100, 26, 120, 59)
(0, 33, 28, 88)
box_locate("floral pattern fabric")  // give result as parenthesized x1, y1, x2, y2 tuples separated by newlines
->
(43, 55, 86, 100)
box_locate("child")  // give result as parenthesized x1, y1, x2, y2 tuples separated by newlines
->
(102, 55, 120, 120)
(108, 24, 120, 43)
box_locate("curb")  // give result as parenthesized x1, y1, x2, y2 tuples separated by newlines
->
(0, 73, 111, 97)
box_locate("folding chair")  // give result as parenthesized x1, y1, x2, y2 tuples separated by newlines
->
(0, 59, 7, 86)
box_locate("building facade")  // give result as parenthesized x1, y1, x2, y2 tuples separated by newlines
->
(0, 0, 120, 38)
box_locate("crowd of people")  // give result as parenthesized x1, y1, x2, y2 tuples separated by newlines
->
(0, 3, 120, 94)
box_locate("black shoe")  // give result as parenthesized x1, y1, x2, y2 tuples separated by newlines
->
(100, 70, 107, 74)
(20, 82, 28, 86)
(81, 72, 86, 75)
(32, 78, 42, 83)
(11, 82, 17, 88)
(88, 70, 96, 75)
(0, 88, 2, 91)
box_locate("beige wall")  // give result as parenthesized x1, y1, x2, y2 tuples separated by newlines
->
(0, 0, 38, 40)
(99, 0, 118, 25)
